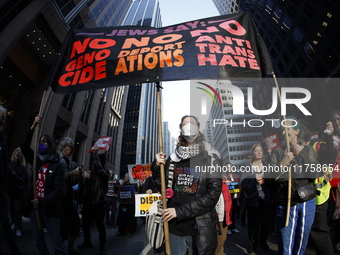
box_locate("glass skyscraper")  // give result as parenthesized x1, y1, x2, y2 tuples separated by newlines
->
(120, 0, 162, 175)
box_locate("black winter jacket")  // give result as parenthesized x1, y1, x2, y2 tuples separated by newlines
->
(78, 153, 109, 205)
(8, 161, 28, 199)
(21, 129, 65, 217)
(240, 162, 273, 208)
(152, 149, 222, 255)
(270, 145, 320, 206)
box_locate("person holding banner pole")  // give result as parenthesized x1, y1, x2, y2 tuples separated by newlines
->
(152, 115, 222, 255)
(21, 116, 68, 255)
(269, 117, 320, 255)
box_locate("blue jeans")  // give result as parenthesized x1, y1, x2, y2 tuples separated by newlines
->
(30, 208, 68, 255)
(277, 198, 316, 255)
(169, 233, 193, 255)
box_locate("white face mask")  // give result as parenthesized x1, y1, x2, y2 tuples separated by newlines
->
(182, 123, 199, 142)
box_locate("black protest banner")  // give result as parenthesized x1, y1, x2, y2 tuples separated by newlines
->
(48, 12, 273, 94)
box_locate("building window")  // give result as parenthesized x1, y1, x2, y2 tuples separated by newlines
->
(293, 27, 303, 43)
(107, 112, 119, 164)
(0, 0, 33, 33)
(54, 0, 75, 17)
(62, 93, 77, 112)
(80, 90, 95, 125)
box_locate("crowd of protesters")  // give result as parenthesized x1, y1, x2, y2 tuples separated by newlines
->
(0, 110, 138, 255)
(147, 113, 340, 255)
(2, 105, 340, 255)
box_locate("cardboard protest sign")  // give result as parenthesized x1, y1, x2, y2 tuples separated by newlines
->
(261, 133, 280, 151)
(135, 193, 162, 217)
(117, 185, 136, 204)
(127, 163, 152, 183)
(88, 136, 113, 153)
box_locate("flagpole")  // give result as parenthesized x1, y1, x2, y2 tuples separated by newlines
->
(32, 89, 48, 229)
(272, 72, 291, 226)
(156, 82, 171, 255)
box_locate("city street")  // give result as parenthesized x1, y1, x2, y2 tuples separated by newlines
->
(221, 218, 317, 255)
(1, 216, 149, 255)
(0, 212, 321, 255)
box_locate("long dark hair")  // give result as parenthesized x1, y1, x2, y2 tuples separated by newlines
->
(40, 135, 57, 156)
(176, 115, 205, 150)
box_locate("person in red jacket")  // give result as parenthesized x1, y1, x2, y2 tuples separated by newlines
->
(21, 116, 68, 255)
(224, 162, 241, 235)
(215, 176, 232, 255)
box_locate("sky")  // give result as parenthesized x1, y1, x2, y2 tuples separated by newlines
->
(157, 0, 219, 138)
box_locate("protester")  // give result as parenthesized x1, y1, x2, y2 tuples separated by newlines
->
(215, 174, 232, 255)
(224, 162, 241, 235)
(0, 105, 21, 254)
(142, 174, 158, 194)
(105, 170, 118, 228)
(21, 115, 68, 255)
(270, 117, 320, 255)
(77, 152, 109, 255)
(297, 119, 335, 255)
(58, 137, 81, 255)
(241, 144, 273, 253)
(152, 115, 222, 255)
(8, 147, 28, 237)
(327, 110, 340, 253)
(116, 173, 138, 236)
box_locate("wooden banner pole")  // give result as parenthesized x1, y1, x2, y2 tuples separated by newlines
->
(32, 89, 48, 229)
(156, 82, 171, 255)
(272, 72, 291, 226)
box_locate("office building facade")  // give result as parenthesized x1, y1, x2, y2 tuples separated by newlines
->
(207, 81, 263, 168)
(213, 0, 340, 133)
(0, 0, 133, 171)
